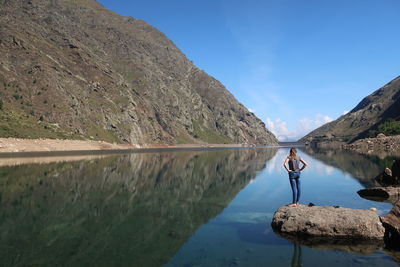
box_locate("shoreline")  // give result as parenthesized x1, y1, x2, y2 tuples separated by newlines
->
(0, 137, 282, 156)
(342, 135, 400, 158)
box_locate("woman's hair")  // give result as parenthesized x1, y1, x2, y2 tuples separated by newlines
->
(289, 147, 297, 158)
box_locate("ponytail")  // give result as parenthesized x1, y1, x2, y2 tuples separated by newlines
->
(289, 147, 297, 158)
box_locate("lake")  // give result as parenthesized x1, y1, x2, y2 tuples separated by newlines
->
(0, 147, 399, 266)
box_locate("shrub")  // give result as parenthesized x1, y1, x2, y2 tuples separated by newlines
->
(369, 118, 400, 137)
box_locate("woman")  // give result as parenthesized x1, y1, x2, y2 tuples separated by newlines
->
(283, 147, 308, 207)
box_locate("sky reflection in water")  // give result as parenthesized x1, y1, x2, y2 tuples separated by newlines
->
(0, 147, 398, 266)
(165, 148, 398, 267)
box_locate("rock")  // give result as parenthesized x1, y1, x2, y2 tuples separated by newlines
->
(357, 187, 400, 204)
(381, 201, 400, 249)
(377, 133, 386, 138)
(271, 205, 385, 241)
(375, 168, 398, 186)
(385, 167, 393, 177)
(342, 135, 400, 158)
(392, 160, 400, 180)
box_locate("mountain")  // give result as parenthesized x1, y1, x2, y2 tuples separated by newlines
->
(301, 76, 400, 143)
(0, 0, 277, 145)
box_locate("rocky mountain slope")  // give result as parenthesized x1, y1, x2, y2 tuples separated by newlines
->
(0, 0, 277, 145)
(301, 76, 400, 143)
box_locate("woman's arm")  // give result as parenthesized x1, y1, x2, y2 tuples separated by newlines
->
(283, 157, 291, 172)
(299, 157, 308, 171)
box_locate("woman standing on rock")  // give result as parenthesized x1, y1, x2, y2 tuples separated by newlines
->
(283, 147, 308, 207)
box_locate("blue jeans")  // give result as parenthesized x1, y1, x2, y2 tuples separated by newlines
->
(289, 171, 301, 203)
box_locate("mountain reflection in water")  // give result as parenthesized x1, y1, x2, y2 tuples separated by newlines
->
(302, 147, 400, 188)
(0, 148, 277, 266)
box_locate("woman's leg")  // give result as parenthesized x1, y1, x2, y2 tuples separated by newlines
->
(295, 177, 301, 203)
(289, 177, 297, 204)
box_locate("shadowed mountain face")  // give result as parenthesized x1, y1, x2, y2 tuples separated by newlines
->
(0, 148, 277, 266)
(301, 76, 400, 143)
(0, 0, 277, 145)
(302, 147, 400, 188)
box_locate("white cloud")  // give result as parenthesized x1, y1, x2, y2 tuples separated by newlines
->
(266, 118, 296, 141)
(314, 114, 333, 127)
(343, 110, 349, 115)
(266, 114, 334, 141)
(248, 108, 256, 113)
(314, 162, 335, 176)
(298, 118, 313, 134)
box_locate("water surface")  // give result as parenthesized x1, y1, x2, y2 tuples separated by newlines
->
(0, 147, 398, 266)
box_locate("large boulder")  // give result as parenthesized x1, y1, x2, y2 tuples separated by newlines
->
(375, 168, 399, 186)
(374, 160, 400, 186)
(376, 133, 386, 138)
(271, 205, 385, 242)
(381, 201, 400, 249)
(357, 187, 400, 204)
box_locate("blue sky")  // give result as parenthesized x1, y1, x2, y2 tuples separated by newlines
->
(98, 0, 400, 141)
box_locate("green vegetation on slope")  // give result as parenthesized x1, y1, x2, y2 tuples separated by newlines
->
(0, 105, 82, 140)
(192, 119, 233, 144)
(368, 118, 400, 137)
(300, 76, 400, 143)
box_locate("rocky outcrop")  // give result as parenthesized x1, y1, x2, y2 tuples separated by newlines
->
(357, 187, 400, 204)
(343, 136, 400, 158)
(0, 0, 277, 145)
(271, 205, 385, 242)
(381, 201, 400, 249)
(375, 168, 397, 186)
(377, 133, 387, 138)
(373, 159, 400, 186)
(300, 76, 400, 143)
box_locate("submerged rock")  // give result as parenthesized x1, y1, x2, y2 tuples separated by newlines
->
(357, 187, 400, 204)
(271, 205, 385, 241)
(283, 236, 383, 255)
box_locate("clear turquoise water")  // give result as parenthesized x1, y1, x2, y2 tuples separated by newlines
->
(0, 147, 398, 266)
(165, 148, 398, 267)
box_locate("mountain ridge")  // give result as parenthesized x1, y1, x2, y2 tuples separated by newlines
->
(0, 0, 277, 145)
(300, 76, 400, 143)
